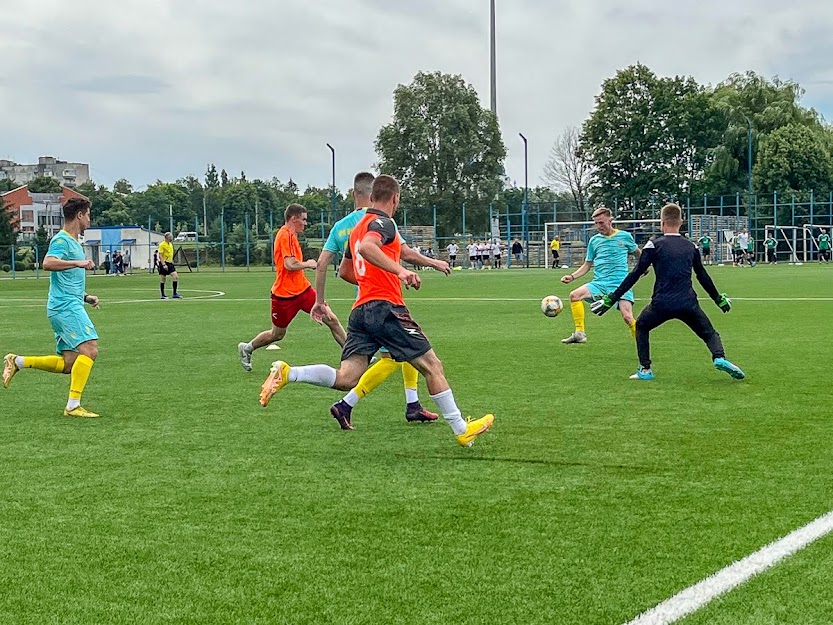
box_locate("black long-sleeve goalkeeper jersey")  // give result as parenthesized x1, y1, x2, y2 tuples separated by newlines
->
(609, 233, 721, 308)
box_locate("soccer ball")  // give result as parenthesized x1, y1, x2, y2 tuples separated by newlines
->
(541, 295, 563, 318)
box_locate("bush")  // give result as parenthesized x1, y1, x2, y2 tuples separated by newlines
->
(1, 264, 10, 272)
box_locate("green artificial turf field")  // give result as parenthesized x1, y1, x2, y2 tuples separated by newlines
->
(1, 265, 831, 624)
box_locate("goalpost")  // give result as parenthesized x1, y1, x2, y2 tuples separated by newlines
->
(544, 219, 661, 267)
(764, 225, 802, 264)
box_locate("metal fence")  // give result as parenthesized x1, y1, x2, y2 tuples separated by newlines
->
(3, 192, 832, 278)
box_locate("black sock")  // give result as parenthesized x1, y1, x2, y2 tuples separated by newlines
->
(160, 283, 165, 296)
(173, 281, 178, 295)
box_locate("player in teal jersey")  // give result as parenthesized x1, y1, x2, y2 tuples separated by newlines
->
(3, 198, 102, 417)
(698, 233, 713, 265)
(560, 207, 640, 344)
(818, 228, 831, 263)
(764, 234, 778, 264)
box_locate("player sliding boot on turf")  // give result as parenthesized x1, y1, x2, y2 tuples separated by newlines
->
(259, 175, 494, 447)
(590, 203, 745, 382)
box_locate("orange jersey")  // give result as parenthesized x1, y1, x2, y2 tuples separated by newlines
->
(348, 209, 404, 309)
(271, 225, 311, 298)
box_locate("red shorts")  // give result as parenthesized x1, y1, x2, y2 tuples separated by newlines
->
(271, 287, 316, 328)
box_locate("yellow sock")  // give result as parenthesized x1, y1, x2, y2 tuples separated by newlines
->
(570, 301, 586, 333)
(23, 355, 65, 373)
(628, 320, 637, 340)
(401, 362, 419, 391)
(354, 357, 399, 398)
(69, 355, 94, 401)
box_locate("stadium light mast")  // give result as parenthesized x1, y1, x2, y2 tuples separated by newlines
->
(519, 132, 529, 267)
(490, 0, 497, 115)
(326, 143, 336, 224)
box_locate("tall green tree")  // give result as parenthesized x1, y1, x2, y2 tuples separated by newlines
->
(706, 72, 824, 195)
(581, 63, 724, 208)
(27, 176, 63, 193)
(205, 164, 220, 189)
(375, 71, 506, 236)
(753, 124, 833, 194)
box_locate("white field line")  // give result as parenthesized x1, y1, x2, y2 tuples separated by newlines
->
(1, 294, 832, 309)
(622, 509, 833, 625)
(0, 289, 225, 308)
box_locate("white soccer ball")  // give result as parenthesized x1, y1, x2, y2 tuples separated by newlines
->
(541, 295, 563, 318)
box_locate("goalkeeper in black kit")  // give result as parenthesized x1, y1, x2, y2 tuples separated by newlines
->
(591, 203, 745, 381)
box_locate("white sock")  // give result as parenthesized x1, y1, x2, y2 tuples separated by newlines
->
(405, 388, 419, 404)
(15, 356, 24, 369)
(66, 398, 80, 410)
(288, 365, 337, 388)
(245, 342, 254, 353)
(343, 390, 361, 407)
(430, 389, 466, 435)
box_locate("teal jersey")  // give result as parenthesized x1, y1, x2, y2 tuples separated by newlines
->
(323, 209, 369, 254)
(819, 234, 831, 250)
(747, 239, 754, 251)
(45, 230, 86, 313)
(323, 208, 405, 254)
(586, 229, 638, 285)
(765, 237, 777, 249)
(698, 236, 712, 249)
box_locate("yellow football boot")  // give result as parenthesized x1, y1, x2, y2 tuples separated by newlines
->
(455, 414, 495, 447)
(260, 360, 290, 407)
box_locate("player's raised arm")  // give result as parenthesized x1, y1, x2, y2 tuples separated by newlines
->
(692, 250, 722, 304)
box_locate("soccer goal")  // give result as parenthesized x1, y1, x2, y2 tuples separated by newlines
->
(544, 219, 661, 267)
(764, 226, 802, 264)
(801, 224, 831, 262)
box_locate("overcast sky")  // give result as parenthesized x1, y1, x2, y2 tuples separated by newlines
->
(2, 0, 832, 192)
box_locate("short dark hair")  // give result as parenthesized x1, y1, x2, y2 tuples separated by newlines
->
(353, 172, 375, 198)
(284, 203, 307, 222)
(370, 175, 400, 204)
(661, 203, 682, 223)
(63, 197, 91, 221)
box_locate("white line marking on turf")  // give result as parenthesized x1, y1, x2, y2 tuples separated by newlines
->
(622, 508, 833, 625)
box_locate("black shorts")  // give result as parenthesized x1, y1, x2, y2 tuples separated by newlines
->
(469, 256, 476, 262)
(821, 249, 831, 260)
(449, 255, 456, 261)
(342, 301, 432, 363)
(702, 248, 711, 257)
(552, 250, 559, 258)
(159, 262, 176, 276)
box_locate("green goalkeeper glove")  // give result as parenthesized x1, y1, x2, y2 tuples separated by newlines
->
(590, 294, 614, 316)
(717, 293, 732, 313)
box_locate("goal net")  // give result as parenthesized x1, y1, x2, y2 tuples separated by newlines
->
(544, 219, 661, 267)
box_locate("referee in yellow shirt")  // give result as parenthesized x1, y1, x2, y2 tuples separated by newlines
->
(550, 236, 560, 269)
(157, 232, 182, 299)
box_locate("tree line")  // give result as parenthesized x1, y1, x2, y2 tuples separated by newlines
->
(3, 65, 830, 244)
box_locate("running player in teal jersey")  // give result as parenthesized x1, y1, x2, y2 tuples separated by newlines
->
(3, 198, 102, 417)
(560, 207, 640, 344)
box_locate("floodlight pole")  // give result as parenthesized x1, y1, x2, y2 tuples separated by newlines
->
(519, 132, 529, 267)
(327, 143, 336, 224)
(490, 0, 497, 115)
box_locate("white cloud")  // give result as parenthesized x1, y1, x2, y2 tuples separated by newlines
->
(1, 0, 831, 192)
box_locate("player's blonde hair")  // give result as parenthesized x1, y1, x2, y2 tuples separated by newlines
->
(591, 207, 612, 219)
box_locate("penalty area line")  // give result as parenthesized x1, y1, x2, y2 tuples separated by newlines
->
(622, 508, 833, 625)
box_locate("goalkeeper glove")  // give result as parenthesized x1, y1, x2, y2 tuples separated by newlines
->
(590, 295, 614, 316)
(717, 293, 732, 313)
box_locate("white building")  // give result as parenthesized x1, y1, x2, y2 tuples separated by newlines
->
(0, 156, 90, 188)
(81, 225, 166, 272)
